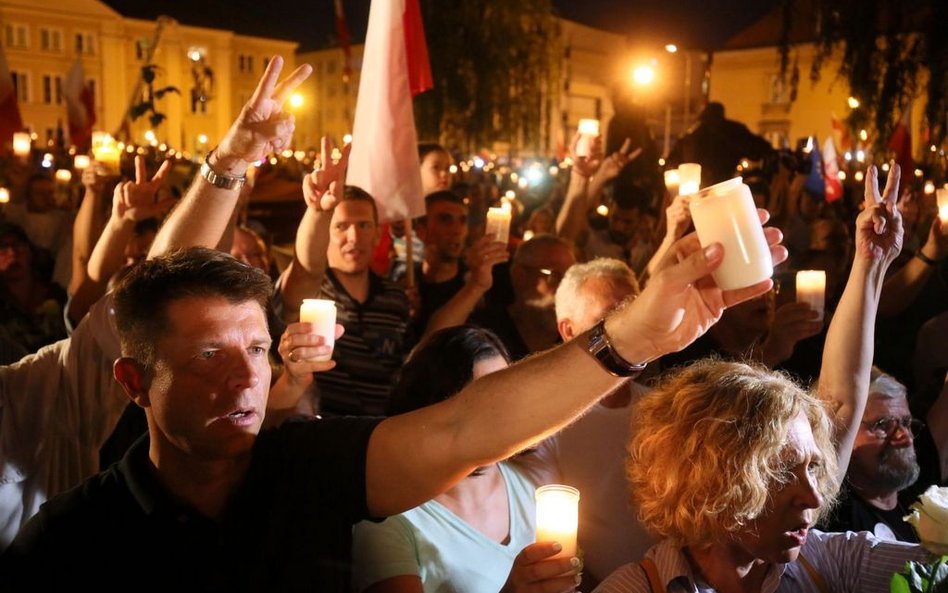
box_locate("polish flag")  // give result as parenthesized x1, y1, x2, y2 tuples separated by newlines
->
(346, 0, 433, 223)
(830, 112, 852, 152)
(64, 58, 96, 152)
(0, 43, 24, 152)
(887, 106, 913, 176)
(822, 137, 843, 202)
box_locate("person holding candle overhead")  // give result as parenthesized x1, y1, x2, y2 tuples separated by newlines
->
(353, 326, 577, 593)
(394, 190, 508, 337)
(3, 54, 791, 591)
(594, 166, 928, 593)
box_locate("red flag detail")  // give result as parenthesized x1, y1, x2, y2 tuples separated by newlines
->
(64, 59, 96, 152)
(334, 0, 353, 82)
(830, 112, 852, 152)
(822, 137, 843, 202)
(403, 0, 433, 97)
(887, 107, 913, 176)
(0, 44, 24, 152)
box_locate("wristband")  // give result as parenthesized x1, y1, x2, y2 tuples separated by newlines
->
(916, 250, 941, 267)
(200, 151, 246, 191)
(585, 319, 647, 377)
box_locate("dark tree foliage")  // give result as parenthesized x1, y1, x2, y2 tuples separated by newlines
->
(778, 0, 947, 151)
(414, 1, 562, 154)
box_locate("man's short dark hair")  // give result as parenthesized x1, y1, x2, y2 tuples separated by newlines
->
(342, 185, 379, 224)
(112, 247, 274, 368)
(424, 190, 465, 211)
(418, 143, 448, 162)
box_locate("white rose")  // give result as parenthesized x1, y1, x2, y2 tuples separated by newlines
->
(905, 485, 948, 554)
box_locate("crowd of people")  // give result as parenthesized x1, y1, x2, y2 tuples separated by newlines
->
(1, 53, 947, 593)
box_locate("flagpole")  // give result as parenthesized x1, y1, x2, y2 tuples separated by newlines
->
(404, 218, 415, 288)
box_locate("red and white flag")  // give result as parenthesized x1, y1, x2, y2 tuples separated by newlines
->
(888, 105, 913, 176)
(830, 112, 852, 152)
(0, 43, 24, 152)
(346, 0, 433, 223)
(64, 58, 96, 152)
(822, 137, 843, 202)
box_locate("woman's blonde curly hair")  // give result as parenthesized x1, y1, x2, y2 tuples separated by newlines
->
(627, 359, 839, 547)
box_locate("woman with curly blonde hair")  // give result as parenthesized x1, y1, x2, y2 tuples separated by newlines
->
(594, 166, 930, 593)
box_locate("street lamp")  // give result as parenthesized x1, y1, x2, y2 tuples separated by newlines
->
(632, 64, 655, 86)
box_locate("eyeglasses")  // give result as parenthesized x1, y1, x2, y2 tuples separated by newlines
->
(521, 264, 565, 284)
(861, 415, 924, 439)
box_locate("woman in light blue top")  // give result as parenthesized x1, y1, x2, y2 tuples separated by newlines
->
(352, 326, 579, 593)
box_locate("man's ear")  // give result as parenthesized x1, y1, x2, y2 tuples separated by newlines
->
(113, 357, 151, 408)
(557, 318, 576, 342)
(414, 221, 428, 242)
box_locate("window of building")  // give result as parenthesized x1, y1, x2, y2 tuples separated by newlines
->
(55, 76, 63, 105)
(42, 75, 51, 104)
(11, 71, 30, 103)
(40, 28, 62, 52)
(238, 54, 254, 74)
(75, 32, 96, 56)
(135, 39, 149, 61)
(5, 23, 28, 49)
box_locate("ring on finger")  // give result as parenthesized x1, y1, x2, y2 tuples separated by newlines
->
(288, 349, 298, 363)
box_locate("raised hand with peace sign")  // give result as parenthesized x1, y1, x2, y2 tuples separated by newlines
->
(212, 56, 313, 176)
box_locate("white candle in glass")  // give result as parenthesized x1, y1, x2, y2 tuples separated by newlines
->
(299, 299, 337, 362)
(92, 134, 121, 174)
(12, 132, 31, 159)
(0, 187, 9, 204)
(575, 119, 600, 157)
(485, 207, 511, 244)
(664, 168, 680, 197)
(795, 270, 826, 322)
(535, 485, 580, 559)
(688, 177, 773, 290)
(937, 189, 948, 223)
(678, 163, 701, 196)
(73, 155, 91, 170)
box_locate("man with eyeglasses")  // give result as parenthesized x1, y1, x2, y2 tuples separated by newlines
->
(821, 367, 945, 541)
(469, 234, 575, 361)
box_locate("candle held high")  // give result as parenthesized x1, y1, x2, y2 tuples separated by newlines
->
(795, 270, 826, 322)
(485, 207, 511, 245)
(937, 188, 948, 224)
(575, 119, 599, 158)
(688, 177, 773, 291)
(678, 163, 701, 196)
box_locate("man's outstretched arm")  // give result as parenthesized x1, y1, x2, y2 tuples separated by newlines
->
(367, 221, 788, 517)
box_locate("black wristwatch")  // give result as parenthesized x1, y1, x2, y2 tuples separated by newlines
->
(585, 319, 648, 377)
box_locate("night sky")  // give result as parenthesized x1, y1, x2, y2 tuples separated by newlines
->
(102, 0, 780, 52)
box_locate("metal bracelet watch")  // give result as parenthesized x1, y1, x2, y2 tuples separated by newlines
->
(200, 151, 247, 192)
(585, 319, 648, 377)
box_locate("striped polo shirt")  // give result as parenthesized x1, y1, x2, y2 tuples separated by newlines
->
(313, 268, 409, 417)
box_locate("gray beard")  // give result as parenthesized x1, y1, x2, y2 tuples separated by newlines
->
(875, 445, 921, 492)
